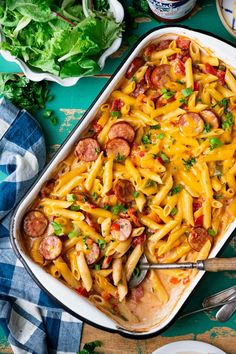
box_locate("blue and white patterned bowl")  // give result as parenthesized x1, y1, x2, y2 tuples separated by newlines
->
(216, 0, 236, 39)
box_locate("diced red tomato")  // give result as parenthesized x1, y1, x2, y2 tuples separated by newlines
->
(176, 37, 191, 50)
(101, 291, 112, 301)
(92, 122, 102, 134)
(156, 156, 164, 165)
(170, 277, 179, 285)
(127, 208, 141, 227)
(183, 276, 190, 285)
(110, 99, 123, 111)
(76, 287, 89, 297)
(194, 81, 200, 91)
(132, 234, 146, 247)
(194, 215, 203, 227)
(86, 203, 97, 209)
(204, 63, 218, 76)
(217, 70, 226, 85)
(111, 223, 120, 232)
(139, 151, 145, 157)
(193, 201, 202, 212)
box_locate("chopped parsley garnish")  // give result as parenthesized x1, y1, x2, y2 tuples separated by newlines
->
(218, 97, 229, 113)
(215, 194, 224, 200)
(145, 179, 157, 188)
(68, 230, 78, 239)
(218, 64, 226, 71)
(79, 340, 102, 354)
(157, 133, 165, 140)
(182, 157, 196, 170)
(132, 266, 141, 278)
(160, 152, 169, 163)
(170, 207, 178, 216)
(170, 184, 183, 195)
(176, 79, 184, 85)
(70, 205, 81, 211)
(204, 122, 211, 133)
(142, 133, 151, 145)
(208, 229, 217, 236)
(116, 153, 125, 162)
(92, 192, 98, 201)
(222, 112, 233, 130)
(179, 98, 187, 104)
(182, 87, 193, 97)
(94, 264, 101, 270)
(209, 137, 223, 150)
(132, 75, 137, 82)
(111, 204, 127, 215)
(98, 239, 106, 249)
(103, 204, 110, 210)
(83, 196, 88, 202)
(110, 110, 121, 118)
(150, 124, 161, 130)
(83, 236, 89, 249)
(160, 88, 175, 99)
(51, 221, 62, 236)
(95, 147, 100, 153)
(66, 194, 76, 202)
(133, 191, 140, 198)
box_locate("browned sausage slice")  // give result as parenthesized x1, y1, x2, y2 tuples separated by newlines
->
(114, 179, 135, 203)
(39, 236, 62, 260)
(108, 122, 135, 143)
(23, 210, 48, 238)
(125, 57, 145, 79)
(75, 138, 100, 162)
(105, 138, 130, 160)
(86, 242, 100, 265)
(156, 40, 172, 50)
(188, 227, 213, 252)
(151, 65, 171, 88)
(179, 112, 204, 137)
(200, 110, 219, 129)
(111, 218, 132, 241)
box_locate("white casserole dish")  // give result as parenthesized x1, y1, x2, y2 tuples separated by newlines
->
(10, 26, 236, 338)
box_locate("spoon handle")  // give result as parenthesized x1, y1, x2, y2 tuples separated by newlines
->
(201, 258, 236, 272)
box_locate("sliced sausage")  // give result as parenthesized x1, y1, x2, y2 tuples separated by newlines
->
(39, 236, 62, 260)
(179, 112, 204, 137)
(131, 80, 146, 98)
(75, 138, 100, 162)
(156, 39, 172, 51)
(111, 218, 132, 241)
(108, 122, 135, 143)
(114, 179, 135, 203)
(86, 242, 100, 265)
(188, 227, 213, 252)
(105, 138, 130, 160)
(151, 64, 171, 88)
(143, 44, 156, 59)
(176, 36, 191, 50)
(145, 66, 153, 87)
(125, 57, 145, 79)
(23, 210, 48, 238)
(200, 110, 219, 129)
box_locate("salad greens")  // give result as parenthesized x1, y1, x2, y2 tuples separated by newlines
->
(0, 73, 50, 114)
(78, 340, 103, 354)
(0, 0, 122, 78)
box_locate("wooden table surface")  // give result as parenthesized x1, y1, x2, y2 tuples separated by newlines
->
(0, 0, 236, 353)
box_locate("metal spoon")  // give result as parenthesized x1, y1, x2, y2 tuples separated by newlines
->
(128, 254, 236, 288)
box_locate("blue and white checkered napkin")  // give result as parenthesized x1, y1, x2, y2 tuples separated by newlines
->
(0, 97, 83, 354)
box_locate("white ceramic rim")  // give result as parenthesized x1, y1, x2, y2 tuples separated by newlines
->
(151, 340, 226, 354)
(216, 0, 236, 39)
(0, 0, 124, 87)
(10, 26, 236, 337)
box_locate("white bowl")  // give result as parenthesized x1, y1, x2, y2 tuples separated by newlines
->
(0, 0, 124, 87)
(216, 0, 236, 39)
(10, 26, 236, 338)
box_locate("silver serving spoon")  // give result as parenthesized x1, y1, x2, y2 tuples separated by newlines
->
(128, 254, 236, 288)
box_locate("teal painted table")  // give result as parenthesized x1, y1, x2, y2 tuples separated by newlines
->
(0, 0, 236, 353)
